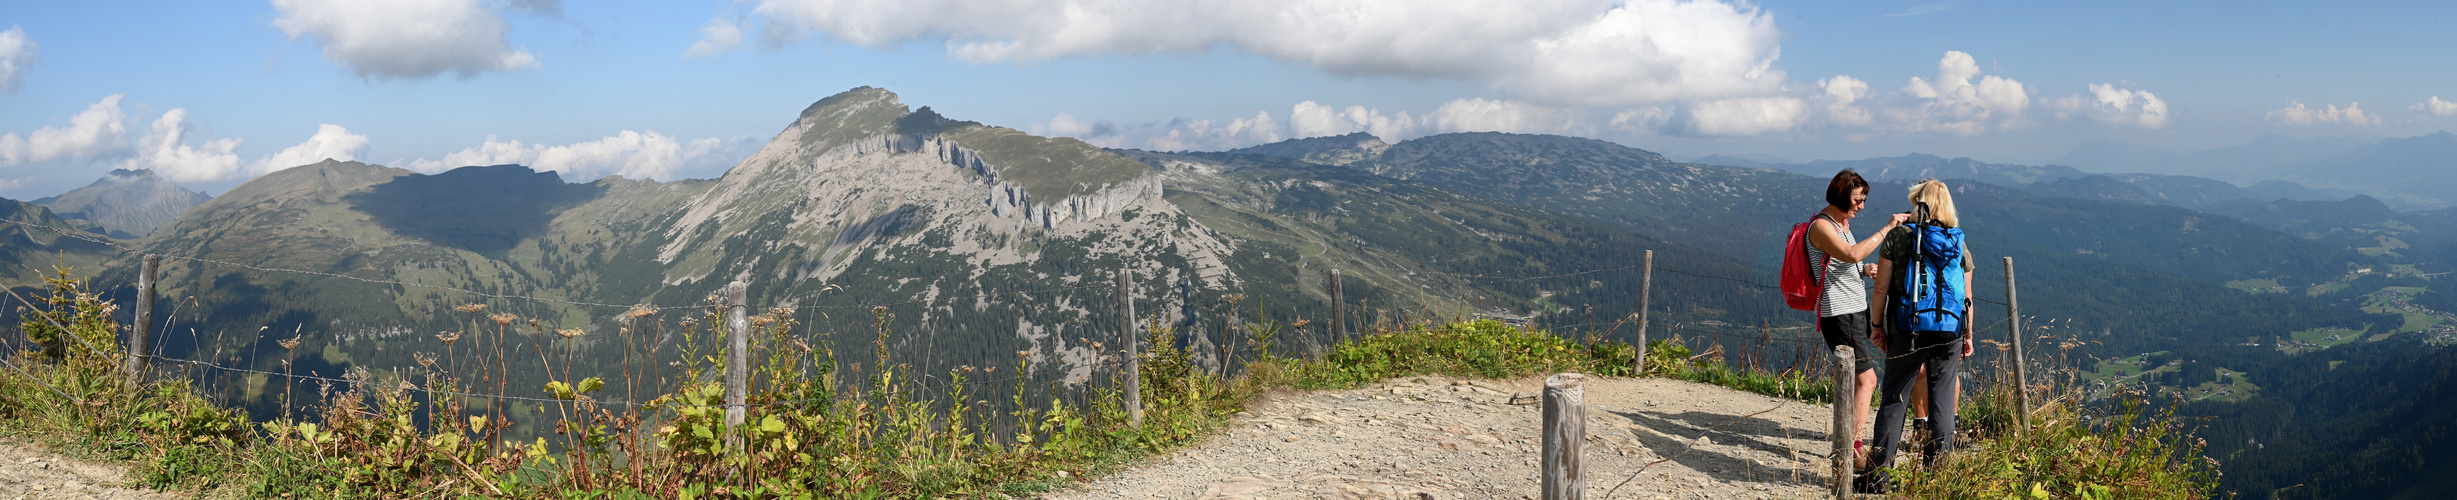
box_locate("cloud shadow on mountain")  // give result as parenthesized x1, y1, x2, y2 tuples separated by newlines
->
(345, 165, 607, 256)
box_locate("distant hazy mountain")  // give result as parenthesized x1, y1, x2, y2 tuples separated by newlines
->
(1794, 154, 2092, 187)
(1233, 131, 1815, 259)
(2099, 173, 2264, 208)
(2258, 131, 2457, 210)
(1763, 153, 2350, 210)
(1679, 153, 1795, 169)
(2243, 180, 2358, 202)
(2201, 194, 2457, 263)
(32, 169, 212, 238)
(0, 197, 116, 287)
(1225, 131, 1388, 165)
(2054, 134, 2369, 180)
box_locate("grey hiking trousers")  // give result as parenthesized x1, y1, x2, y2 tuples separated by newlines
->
(1868, 330, 1962, 469)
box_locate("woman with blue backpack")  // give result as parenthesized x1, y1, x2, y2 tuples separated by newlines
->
(1861, 178, 1976, 492)
(1790, 169, 1912, 471)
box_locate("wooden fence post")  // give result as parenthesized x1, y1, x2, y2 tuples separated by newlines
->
(1831, 346, 1854, 499)
(725, 280, 749, 430)
(1118, 269, 1142, 428)
(1329, 268, 1346, 344)
(1542, 373, 1587, 500)
(1635, 250, 1652, 376)
(124, 255, 159, 386)
(2004, 257, 2028, 438)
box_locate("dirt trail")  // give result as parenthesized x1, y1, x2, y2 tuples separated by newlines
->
(1044, 376, 1839, 500)
(0, 440, 182, 499)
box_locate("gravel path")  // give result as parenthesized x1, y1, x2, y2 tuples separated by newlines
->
(0, 441, 182, 499)
(1044, 375, 1839, 500)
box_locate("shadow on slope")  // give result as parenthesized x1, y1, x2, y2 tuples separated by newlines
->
(343, 165, 608, 255)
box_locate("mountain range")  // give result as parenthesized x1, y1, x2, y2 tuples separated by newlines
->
(0, 87, 2445, 496)
(31, 168, 212, 239)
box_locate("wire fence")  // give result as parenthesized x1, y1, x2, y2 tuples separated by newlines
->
(0, 214, 2026, 428)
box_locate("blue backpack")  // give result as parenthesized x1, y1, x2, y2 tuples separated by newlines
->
(1889, 218, 1967, 335)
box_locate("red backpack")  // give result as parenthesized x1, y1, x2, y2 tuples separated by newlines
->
(1781, 214, 1835, 312)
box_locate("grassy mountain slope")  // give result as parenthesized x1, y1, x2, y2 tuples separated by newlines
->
(1246, 132, 1816, 259)
(0, 198, 117, 288)
(1126, 149, 1787, 329)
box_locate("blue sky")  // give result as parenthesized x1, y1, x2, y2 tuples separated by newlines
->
(2, 0, 2453, 198)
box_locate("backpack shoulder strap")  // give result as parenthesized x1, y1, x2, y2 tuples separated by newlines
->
(1807, 213, 1837, 288)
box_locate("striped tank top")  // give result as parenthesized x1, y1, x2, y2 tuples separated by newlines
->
(1803, 214, 1867, 317)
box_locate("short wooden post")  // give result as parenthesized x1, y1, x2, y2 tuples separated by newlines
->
(1831, 346, 1854, 499)
(724, 281, 749, 429)
(125, 255, 159, 386)
(1329, 268, 1346, 343)
(2003, 257, 2028, 438)
(1117, 269, 1142, 428)
(1634, 250, 1652, 376)
(1542, 373, 1587, 500)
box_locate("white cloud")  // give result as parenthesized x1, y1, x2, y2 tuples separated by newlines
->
(2412, 96, 2457, 117)
(720, 0, 1783, 106)
(402, 131, 746, 181)
(1895, 51, 2031, 135)
(126, 109, 244, 182)
(1034, 113, 1106, 141)
(1031, 112, 1288, 151)
(2267, 100, 2378, 126)
(1291, 101, 1423, 139)
(1820, 75, 1873, 127)
(2048, 83, 2168, 129)
(0, 94, 131, 165)
(1678, 96, 1808, 137)
(254, 124, 372, 173)
(1033, 98, 1588, 151)
(271, 0, 539, 80)
(124, 109, 371, 182)
(0, 26, 36, 94)
(685, 16, 748, 58)
(1149, 112, 1287, 151)
(1429, 98, 1582, 135)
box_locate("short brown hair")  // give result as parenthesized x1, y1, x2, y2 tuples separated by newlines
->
(1826, 169, 1868, 210)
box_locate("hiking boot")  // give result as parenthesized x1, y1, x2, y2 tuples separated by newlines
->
(1853, 469, 1892, 494)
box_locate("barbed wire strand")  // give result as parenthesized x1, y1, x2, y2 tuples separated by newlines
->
(0, 356, 81, 404)
(142, 353, 1030, 410)
(0, 215, 2046, 425)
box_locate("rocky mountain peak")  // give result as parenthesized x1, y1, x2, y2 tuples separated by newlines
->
(32, 167, 214, 239)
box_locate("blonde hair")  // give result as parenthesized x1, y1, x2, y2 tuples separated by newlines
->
(1907, 178, 1960, 228)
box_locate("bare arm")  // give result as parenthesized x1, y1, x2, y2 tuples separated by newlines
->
(1963, 267, 1977, 358)
(1808, 213, 1911, 263)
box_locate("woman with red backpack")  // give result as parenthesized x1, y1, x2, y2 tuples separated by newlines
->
(1797, 170, 1913, 472)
